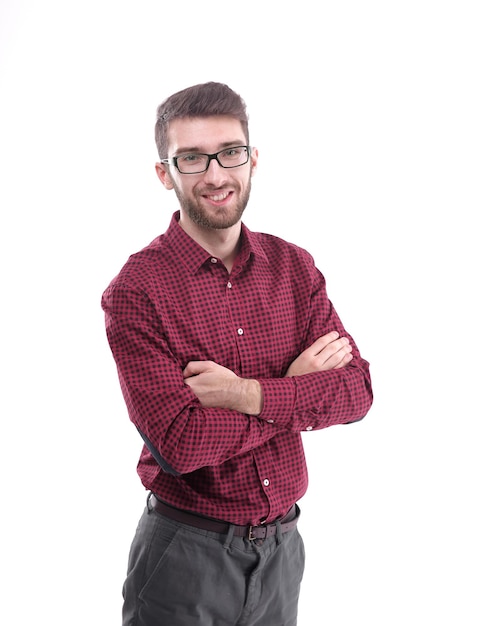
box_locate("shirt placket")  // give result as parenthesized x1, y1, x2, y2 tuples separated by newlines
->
(225, 269, 277, 520)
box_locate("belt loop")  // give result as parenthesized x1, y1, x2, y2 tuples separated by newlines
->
(275, 519, 283, 545)
(146, 491, 153, 513)
(223, 524, 235, 549)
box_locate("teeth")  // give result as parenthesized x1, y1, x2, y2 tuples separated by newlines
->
(208, 192, 229, 202)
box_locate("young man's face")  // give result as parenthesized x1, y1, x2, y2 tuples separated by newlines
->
(156, 115, 258, 230)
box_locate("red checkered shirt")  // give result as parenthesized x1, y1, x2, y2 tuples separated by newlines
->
(102, 211, 372, 525)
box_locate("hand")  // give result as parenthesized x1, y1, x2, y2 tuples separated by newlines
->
(285, 331, 353, 377)
(183, 361, 262, 415)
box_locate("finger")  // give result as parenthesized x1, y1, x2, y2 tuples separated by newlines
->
(315, 336, 350, 362)
(333, 351, 353, 369)
(310, 331, 340, 355)
(319, 342, 352, 369)
(183, 361, 206, 377)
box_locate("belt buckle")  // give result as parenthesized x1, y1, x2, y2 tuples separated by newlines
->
(248, 524, 268, 541)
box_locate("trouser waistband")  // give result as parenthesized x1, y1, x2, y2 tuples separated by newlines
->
(148, 493, 299, 541)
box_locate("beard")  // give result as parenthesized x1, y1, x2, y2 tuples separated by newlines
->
(171, 177, 252, 230)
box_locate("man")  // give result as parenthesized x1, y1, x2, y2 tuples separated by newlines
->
(102, 81, 373, 626)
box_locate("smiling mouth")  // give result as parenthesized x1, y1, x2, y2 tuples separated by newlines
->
(203, 191, 232, 203)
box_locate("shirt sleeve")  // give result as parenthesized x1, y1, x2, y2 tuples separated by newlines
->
(102, 281, 280, 475)
(256, 269, 373, 432)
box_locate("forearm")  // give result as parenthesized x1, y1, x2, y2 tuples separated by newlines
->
(183, 362, 264, 415)
(103, 285, 276, 476)
(117, 365, 277, 473)
(220, 377, 264, 416)
(257, 357, 373, 432)
(239, 378, 264, 415)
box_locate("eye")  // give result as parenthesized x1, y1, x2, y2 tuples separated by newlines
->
(178, 153, 203, 163)
(222, 147, 245, 159)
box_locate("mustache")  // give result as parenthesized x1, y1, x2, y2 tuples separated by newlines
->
(196, 185, 233, 194)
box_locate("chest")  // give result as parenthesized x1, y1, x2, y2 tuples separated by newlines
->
(153, 264, 312, 377)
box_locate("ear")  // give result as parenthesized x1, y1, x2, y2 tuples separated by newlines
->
(155, 162, 174, 190)
(250, 147, 259, 177)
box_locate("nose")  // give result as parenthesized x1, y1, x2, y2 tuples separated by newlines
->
(202, 157, 228, 185)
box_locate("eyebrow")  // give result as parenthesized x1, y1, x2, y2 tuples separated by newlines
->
(173, 140, 246, 156)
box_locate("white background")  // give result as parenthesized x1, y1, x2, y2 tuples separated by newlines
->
(1, 1, 481, 624)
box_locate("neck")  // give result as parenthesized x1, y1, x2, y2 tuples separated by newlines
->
(179, 214, 242, 273)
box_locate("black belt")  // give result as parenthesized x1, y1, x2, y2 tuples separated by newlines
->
(149, 493, 299, 541)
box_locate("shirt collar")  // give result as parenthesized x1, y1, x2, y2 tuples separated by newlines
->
(240, 221, 269, 263)
(164, 211, 268, 275)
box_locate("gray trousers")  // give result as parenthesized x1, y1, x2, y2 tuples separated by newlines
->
(122, 500, 305, 626)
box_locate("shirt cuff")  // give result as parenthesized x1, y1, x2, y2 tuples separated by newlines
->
(257, 377, 297, 428)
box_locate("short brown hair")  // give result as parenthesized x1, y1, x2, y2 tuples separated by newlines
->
(154, 82, 249, 159)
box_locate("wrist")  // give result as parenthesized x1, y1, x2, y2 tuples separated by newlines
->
(232, 378, 263, 415)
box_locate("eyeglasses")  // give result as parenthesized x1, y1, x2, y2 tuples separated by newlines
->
(160, 145, 251, 174)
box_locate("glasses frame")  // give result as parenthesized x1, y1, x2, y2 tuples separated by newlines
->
(160, 145, 251, 175)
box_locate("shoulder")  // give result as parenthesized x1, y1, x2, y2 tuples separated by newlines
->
(250, 230, 316, 268)
(104, 235, 171, 295)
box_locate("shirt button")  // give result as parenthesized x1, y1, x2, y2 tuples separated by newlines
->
(306, 426, 313, 431)
(210, 257, 218, 263)
(263, 479, 270, 487)
(237, 328, 244, 335)
(227, 281, 232, 289)
(267, 419, 274, 424)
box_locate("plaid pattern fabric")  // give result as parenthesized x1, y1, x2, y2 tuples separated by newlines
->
(102, 211, 372, 525)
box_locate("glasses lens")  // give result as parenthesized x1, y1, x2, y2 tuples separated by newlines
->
(176, 154, 209, 174)
(217, 146, 249, 168)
